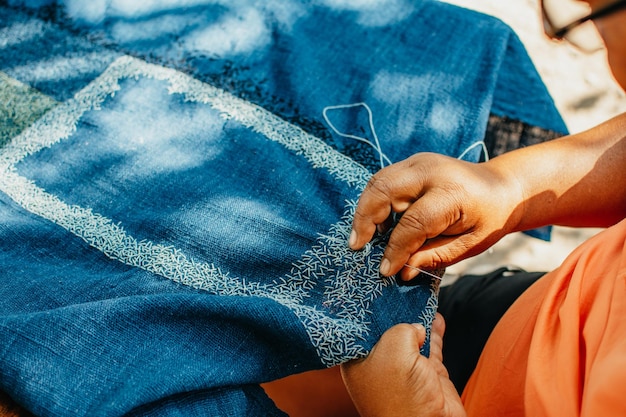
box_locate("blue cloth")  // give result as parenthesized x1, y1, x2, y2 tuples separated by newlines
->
(0, 1, 567, 415)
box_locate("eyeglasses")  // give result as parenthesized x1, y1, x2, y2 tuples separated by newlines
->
(541, 0, 626, 52)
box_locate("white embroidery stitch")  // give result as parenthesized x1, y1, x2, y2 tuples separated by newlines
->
(0, 55, 437, 366)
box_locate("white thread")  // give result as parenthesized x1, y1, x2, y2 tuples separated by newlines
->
(456, 140, 489, 162)
(322, 102, 392, 170)
(321, 104, 486, 296)
(403, 264, 442, 281)
(323, 102, 488, 168)
(323, 103, 487, 289)
(0, 55, 437, 367)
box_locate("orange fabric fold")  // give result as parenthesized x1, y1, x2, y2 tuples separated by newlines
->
(462, 219, 626, 417)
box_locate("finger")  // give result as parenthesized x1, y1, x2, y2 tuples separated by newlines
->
(427, 314, 451, 379)
(340, 323, 433, 417)
(350, 163, 425, 250)
(411, 322, 427, 348)
(340, 323, 423, 383)
(400, 231, 492, 281)
(373, 323, 425, 359)
(399, 263, 446, 283)
(380, 191, 460, 276)
(399, 235, 470, 281)
(375, 213, 395, 236)
(429, 313, 446, 360)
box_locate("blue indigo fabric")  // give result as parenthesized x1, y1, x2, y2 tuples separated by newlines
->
(0, 1, 567, 416)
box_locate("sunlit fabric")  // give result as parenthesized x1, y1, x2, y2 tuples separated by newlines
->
(0, 1, 567, 415)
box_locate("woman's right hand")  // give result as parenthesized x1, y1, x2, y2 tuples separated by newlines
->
(349, 152, 525, 280)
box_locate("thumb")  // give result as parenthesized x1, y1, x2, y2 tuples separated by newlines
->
(340, 323, 426, 398)
(341, 316, 465, 417)
(369, 323, 426, 364)
(402, 234, 486, 279)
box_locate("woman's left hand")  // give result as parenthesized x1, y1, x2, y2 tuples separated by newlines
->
(340, 313, 466, 417)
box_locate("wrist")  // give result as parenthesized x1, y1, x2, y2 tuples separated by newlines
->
(481, 159, 527, 235)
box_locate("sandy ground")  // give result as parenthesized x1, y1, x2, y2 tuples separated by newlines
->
(438, 0, 626, 282)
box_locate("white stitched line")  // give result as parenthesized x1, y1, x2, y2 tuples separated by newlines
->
(0, 55, 433, 366)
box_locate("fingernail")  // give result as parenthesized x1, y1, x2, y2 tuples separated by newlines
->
(380, 258, 391, 276)
(405, 268, 419, 281)
(411, 323, 425, 333)
(349, 230, 357, 248)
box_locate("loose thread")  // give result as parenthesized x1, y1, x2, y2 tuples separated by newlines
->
(326, 102, 488, 279)
(456, 140, 489, 162)
(322, 102, 392, 170)
(323, 101, 489, 168)
(403, 264, 442, 281)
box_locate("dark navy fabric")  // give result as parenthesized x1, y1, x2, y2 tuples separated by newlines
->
(0, 1, 567, 415)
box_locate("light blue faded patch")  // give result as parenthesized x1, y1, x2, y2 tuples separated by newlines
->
(369, 71, 432, 142)
(59, 0, 306, 27)
(60, 0, 216, 24)
(317, 0, 415, 26)
(61, 0, 304, 49)
(7, 51, 120, 86)
(110, 13, 207, 44)
(0, 19, 47, 49)
(182, 7, 271, 56)
(370, 70, 465, 142)
(63, 0, 107, 24)
(426, 101, 463, 138)
(88, 77, 226, 176)
(261, 0, 307, 31)
(178, 196, 294, 255)
(107, 0, 223, 18)
(0, 72, 58, 148)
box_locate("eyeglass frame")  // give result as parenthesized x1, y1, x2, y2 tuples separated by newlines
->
(542, 0, 626, 40)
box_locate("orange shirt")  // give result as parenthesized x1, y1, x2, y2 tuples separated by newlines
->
(462, 218, 626, 416)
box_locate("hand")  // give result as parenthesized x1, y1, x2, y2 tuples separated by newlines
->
(349, 153, 524, 279)
(340, 313, 466, 417)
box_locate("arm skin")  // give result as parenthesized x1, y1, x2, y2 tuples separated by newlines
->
(350, 112, 626, 279)
(340, 314, 466, 417)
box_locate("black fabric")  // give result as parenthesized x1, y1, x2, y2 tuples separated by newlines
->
(482, 115, 564, 161)
(438, 267, 546, 394)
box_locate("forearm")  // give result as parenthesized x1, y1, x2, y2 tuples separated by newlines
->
(488, 112, 626, 231)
